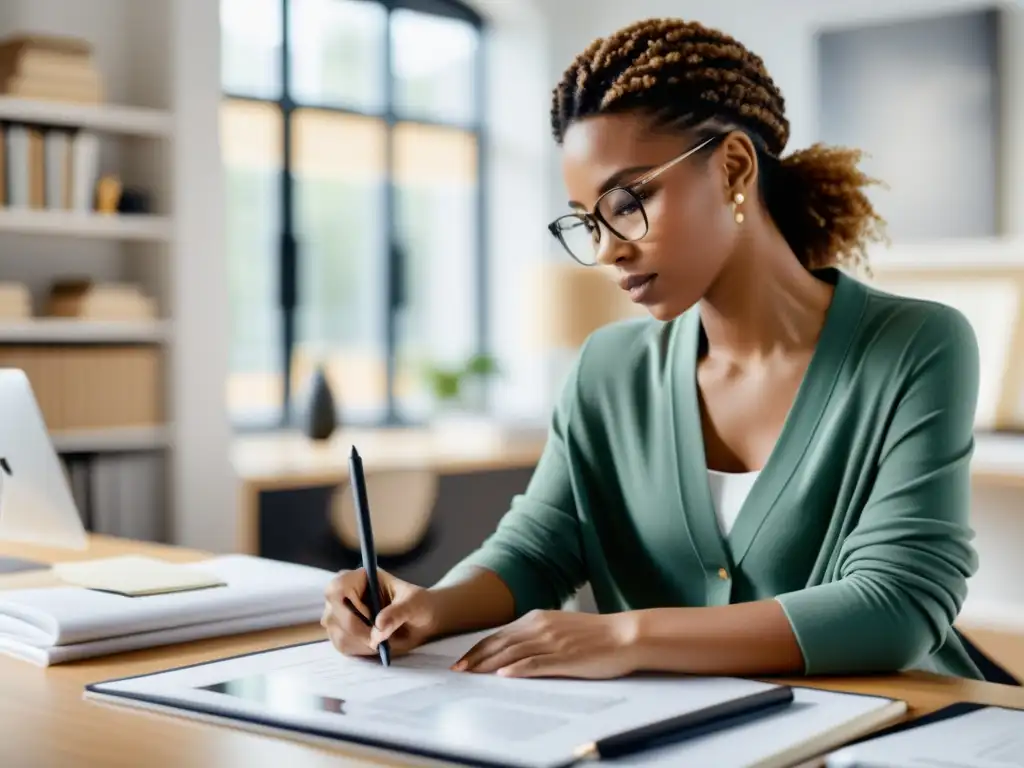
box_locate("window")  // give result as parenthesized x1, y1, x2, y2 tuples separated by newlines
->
(221, 0, 486, 427)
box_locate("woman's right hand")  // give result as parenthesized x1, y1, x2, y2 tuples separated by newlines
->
(322, 567, 441, 657)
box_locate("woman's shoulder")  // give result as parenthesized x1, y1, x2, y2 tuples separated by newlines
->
(576, 314, 675, 380)
(853, 277, 980, 382)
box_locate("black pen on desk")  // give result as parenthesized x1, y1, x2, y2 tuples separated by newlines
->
(349, 445, 391, 667)
(571, 685, 793, 761)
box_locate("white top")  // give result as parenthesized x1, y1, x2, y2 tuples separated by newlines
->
(707, 469, 761, 535)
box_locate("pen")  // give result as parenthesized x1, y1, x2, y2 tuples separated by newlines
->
(349, 445, 390, 667)
(571, 685, 793, 761)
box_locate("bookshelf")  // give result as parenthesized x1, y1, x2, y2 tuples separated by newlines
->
(0, 0, 236, 552)
(0, 318, 170, 343)
(51, 425, 171, 454)
(0, 208, 172, 239)
(0, 96, 173, 137)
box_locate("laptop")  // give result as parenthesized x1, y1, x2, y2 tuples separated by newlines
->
(0, 369, 87, 572)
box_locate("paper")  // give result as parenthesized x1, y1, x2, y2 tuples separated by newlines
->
(85, 630, 899, 768)
(53, 556, 226, 596)
(0, 605, 319, 666)
(0, 555, 333, 653)
(827, 705, 1024, 768)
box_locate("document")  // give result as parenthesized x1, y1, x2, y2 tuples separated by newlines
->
(86, 632, 903, 768)
(827, 705, 1024, 768)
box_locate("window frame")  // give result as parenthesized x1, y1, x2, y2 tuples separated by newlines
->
(223, 0, 488, 429)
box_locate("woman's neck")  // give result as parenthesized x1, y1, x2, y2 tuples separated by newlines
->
(698, 235, 834, 362)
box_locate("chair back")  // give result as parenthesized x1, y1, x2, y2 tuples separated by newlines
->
(330, 469, 438, 557)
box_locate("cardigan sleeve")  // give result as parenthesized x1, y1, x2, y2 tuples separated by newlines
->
(436, 347, 588, 615)
(776, 307, 981, 675)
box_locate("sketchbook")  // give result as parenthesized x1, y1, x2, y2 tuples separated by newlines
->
(84, 631, 906, 768)
(0, 555, 333, 665)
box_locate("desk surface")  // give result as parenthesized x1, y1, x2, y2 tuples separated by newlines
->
(233, 427, 1024, 491)
(5, 536, 1024, 768)
(233, 426, 549, 490)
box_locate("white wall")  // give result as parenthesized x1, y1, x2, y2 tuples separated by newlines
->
(543, 0, 1024, 237)
(469, 0, 554, 422)
(540, 0, 1024, 628)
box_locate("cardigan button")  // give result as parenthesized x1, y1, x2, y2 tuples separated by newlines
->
(717, 567, 729, 580)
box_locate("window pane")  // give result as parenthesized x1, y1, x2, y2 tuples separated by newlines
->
(221, 99, 283, 424)
(393, 123, 478, 419)
(221, 0, 281, 98)
(289, 0, 386, 111)
(291, 109, 388, 422)
(391, 9, 478, 124)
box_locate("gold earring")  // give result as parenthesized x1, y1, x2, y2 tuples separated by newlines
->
(731, 192, 745, 224)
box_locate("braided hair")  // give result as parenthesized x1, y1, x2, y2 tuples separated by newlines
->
(552, 18, 886, 272)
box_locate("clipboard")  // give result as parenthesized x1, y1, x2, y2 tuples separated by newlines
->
(79, 631, 903, 768)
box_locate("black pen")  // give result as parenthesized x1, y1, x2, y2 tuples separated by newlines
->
(349, 445, 390, 667)
(571, 685, 793, 761)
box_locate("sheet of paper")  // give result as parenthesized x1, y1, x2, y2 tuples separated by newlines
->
(827, 706, 1024, 768)
(89, 632, 789, 768)
(53, 556, 226, 596)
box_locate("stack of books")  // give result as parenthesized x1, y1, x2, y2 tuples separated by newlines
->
(0, 34, 103, 103)
(0, 555, 334, 665)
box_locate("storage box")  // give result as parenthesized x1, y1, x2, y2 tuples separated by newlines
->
(0, 345, 162, 430)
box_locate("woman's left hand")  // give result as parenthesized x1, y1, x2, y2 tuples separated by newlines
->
(451, 609, 639, 679)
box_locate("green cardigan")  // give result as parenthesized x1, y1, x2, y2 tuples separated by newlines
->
(448, 268, 985, 680)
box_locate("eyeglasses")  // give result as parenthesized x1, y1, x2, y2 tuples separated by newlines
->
(547, 134, 723, 266)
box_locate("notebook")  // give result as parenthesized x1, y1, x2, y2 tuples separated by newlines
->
(53, 556, 227, 596)
(826, 701, 1024, 767)
(0, 555, 333, 665)
(85, 630, 906, 768)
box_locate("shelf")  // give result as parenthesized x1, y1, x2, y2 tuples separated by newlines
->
(972, 432, 1024, 485)
(0, 96, 172, 137)
(869, 238, 1024, 271)
(51, 426, 171, 454)
(0, 209, 172, 241)
(0, 319, 170, 344)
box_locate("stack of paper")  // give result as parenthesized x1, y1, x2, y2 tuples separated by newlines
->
(0, 555, 333, 665)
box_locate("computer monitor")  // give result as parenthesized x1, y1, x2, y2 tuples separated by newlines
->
(0, 369, 88, 572)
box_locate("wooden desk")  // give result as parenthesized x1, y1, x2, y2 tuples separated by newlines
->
(231, 427, 548, 555)
(231, 427, 1024, 556)
(4, 536, 1024, 768)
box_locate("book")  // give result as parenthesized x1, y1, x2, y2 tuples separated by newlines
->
(85, 630, 907, 768)
(0, 555, 333, 666)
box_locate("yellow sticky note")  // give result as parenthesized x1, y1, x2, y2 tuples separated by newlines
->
(53, 556, 226, 597)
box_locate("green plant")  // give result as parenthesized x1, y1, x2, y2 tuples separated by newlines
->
(423, 353, 500, 408)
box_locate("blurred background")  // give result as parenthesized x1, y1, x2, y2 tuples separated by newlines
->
(1, 0, 1024, 656)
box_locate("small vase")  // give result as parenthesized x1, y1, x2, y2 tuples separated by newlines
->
(303, 366, 337, 441)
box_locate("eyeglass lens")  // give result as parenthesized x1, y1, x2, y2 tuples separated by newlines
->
(556, 187, 647, 264)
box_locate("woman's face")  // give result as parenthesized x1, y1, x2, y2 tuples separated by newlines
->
(559, 113, 745, 321)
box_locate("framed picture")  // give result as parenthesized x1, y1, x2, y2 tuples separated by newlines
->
(816, 8, 1003, 241)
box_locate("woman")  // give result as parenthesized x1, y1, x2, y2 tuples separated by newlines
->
(322, 18, 987, 681)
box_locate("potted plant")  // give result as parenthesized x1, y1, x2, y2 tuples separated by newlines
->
(422, 353, 501, 442)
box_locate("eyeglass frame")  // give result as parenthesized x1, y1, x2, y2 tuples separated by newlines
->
(547, 133, 725, 266)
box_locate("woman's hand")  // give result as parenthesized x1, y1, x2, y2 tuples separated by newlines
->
(322, 567, 440, 657)
(452, 610, 639, 679)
